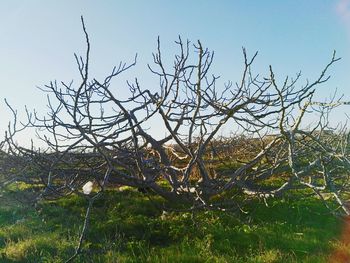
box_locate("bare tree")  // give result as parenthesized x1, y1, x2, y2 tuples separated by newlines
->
(2, 16, 350, 261)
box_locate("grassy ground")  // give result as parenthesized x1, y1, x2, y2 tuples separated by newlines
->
(0, 184, 347, 262)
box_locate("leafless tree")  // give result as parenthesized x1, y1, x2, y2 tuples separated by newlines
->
(1, 16, 350, 261)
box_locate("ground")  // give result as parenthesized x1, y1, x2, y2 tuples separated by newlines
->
(0, 184, 348, 262)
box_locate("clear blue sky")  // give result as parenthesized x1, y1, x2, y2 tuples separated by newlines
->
(0, 0, 349, 144)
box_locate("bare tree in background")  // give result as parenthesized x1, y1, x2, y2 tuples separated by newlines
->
(1, 17, 350, 261)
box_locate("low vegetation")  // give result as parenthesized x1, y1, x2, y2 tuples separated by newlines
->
(0, 183, 347, 262)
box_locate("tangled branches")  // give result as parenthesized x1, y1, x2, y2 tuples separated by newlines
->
(1, 17, 350, 261)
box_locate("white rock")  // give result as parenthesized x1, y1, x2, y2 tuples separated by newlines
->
(82, 181, 93, 195)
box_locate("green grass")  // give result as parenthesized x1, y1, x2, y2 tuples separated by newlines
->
(0, 183, 346, 262)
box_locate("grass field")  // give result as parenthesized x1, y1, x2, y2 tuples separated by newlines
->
(0, 183, 347, 262)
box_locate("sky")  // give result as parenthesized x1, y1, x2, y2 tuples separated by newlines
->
(0, 0, 349, 145)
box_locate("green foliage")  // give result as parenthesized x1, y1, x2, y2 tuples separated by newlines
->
(0, 184, 345, 262)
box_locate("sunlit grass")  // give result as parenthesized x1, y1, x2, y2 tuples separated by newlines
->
(0, 183, 345, 262)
